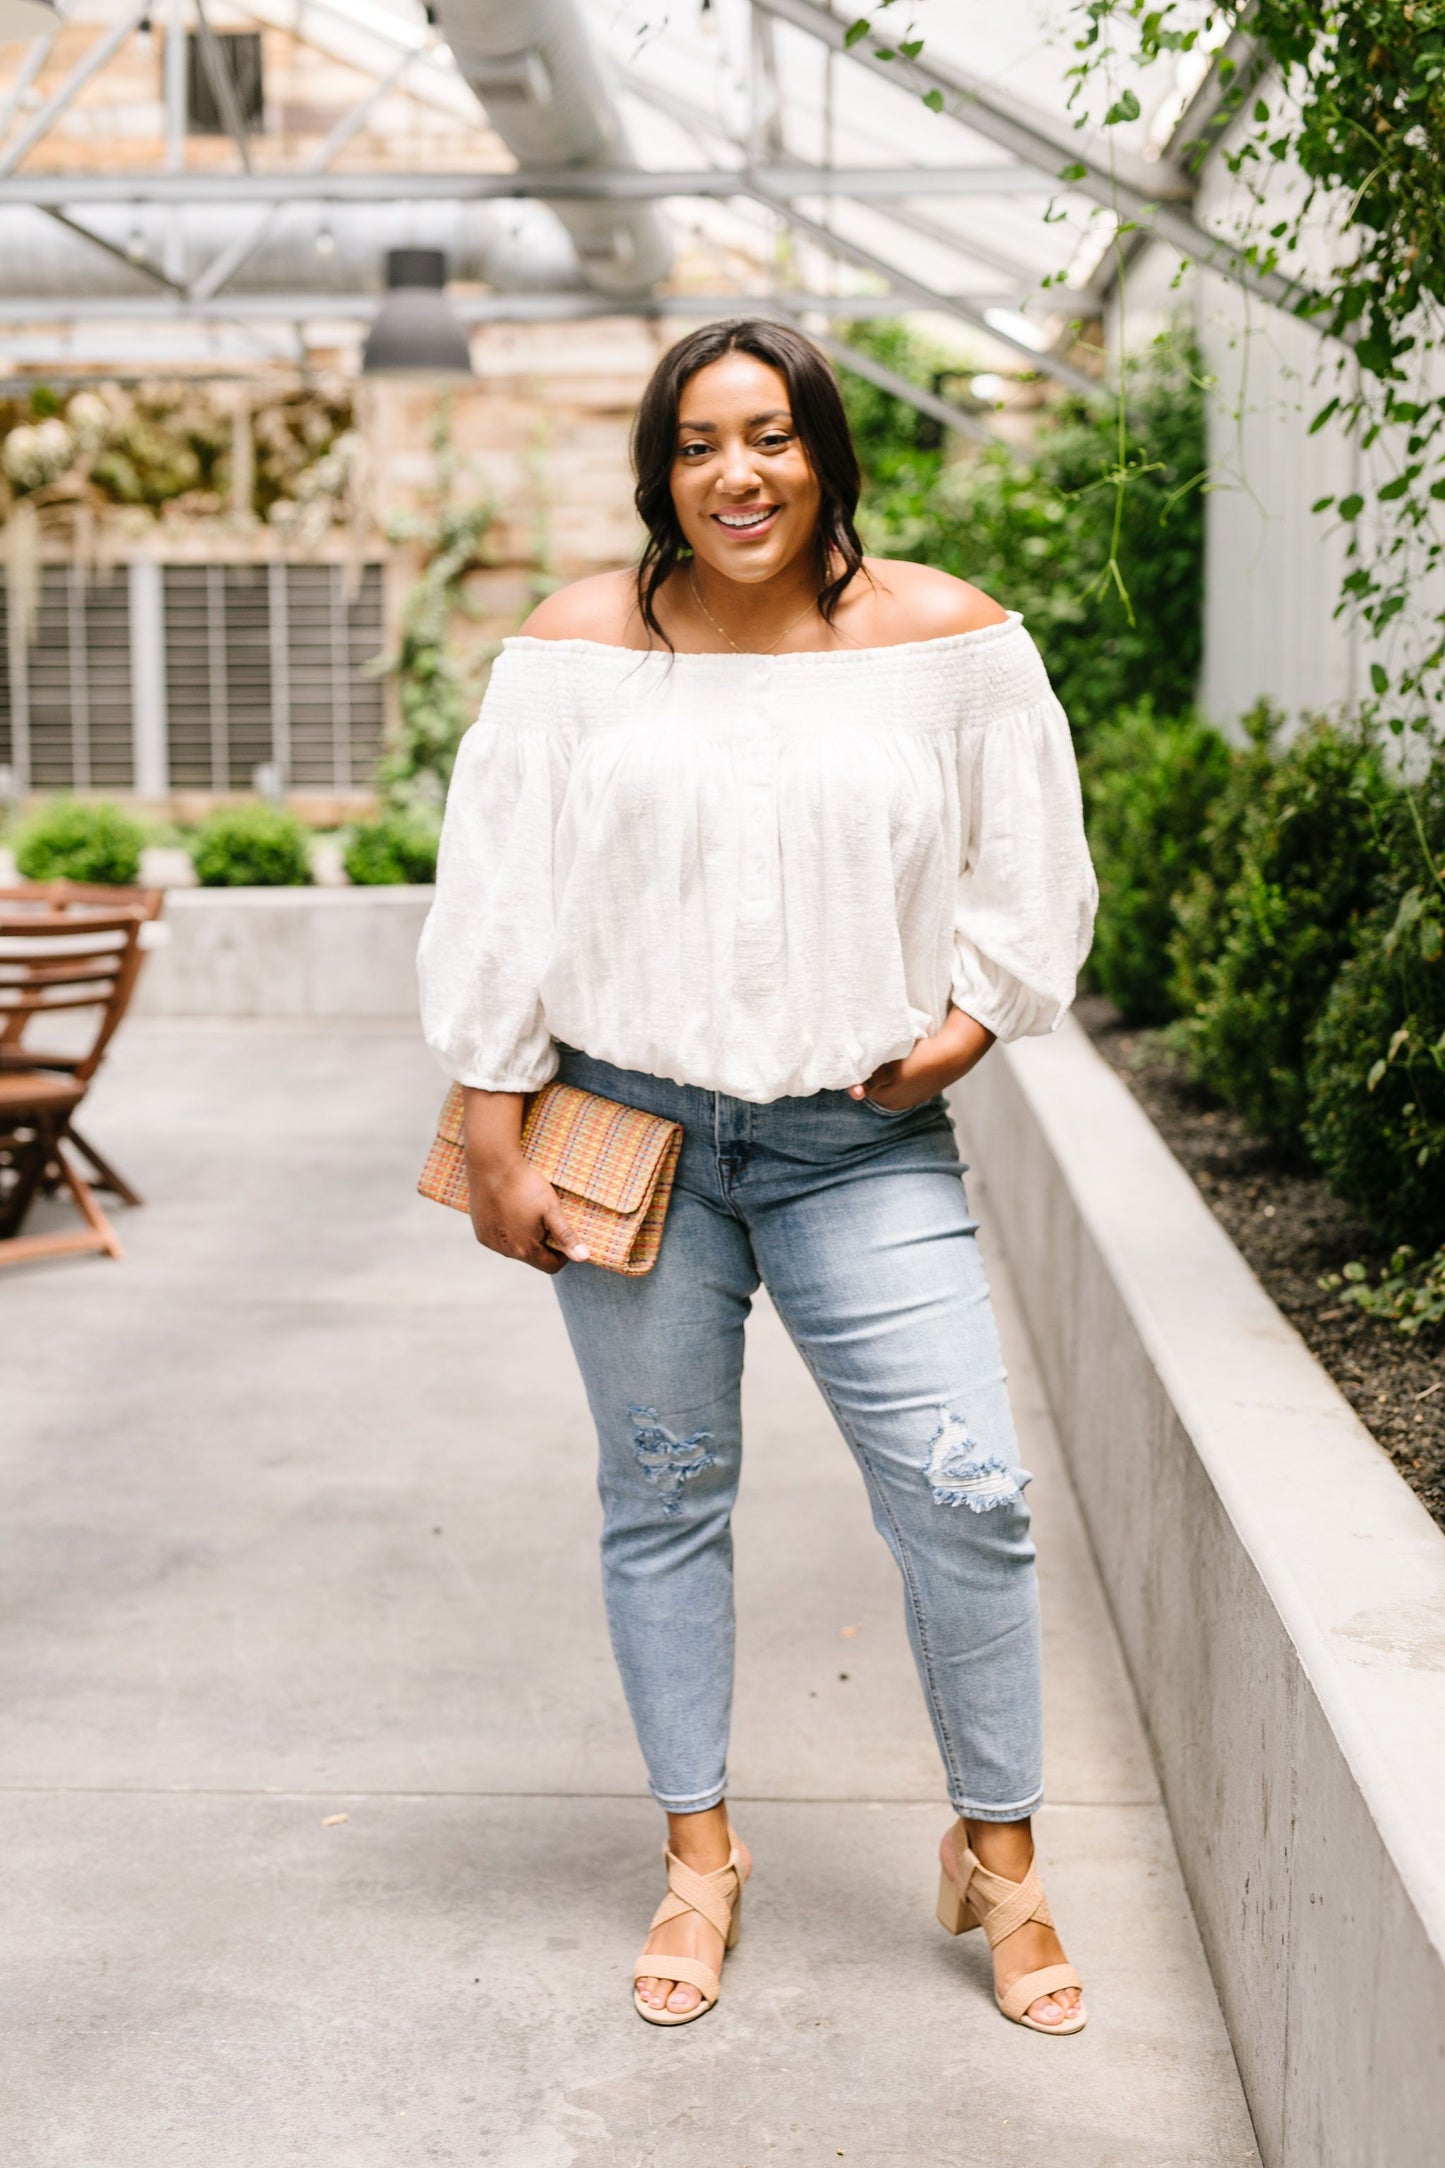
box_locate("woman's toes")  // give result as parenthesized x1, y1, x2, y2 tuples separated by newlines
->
(1027, 1989, 1082, 2025)
(667, 1981, 701, 2013)
(637, 1975, 665, 2007)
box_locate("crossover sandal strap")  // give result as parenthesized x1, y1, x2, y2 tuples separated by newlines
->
(632, 1952, 721, 2004)
(997, 1961, 1083, 2024)
(647, 1847, 740, 1943)
(960, 1849, 1054, 1948)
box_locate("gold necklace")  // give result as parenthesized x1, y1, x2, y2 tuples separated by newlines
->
(689, 570, 819, 655)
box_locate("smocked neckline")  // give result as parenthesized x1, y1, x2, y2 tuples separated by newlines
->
(500, 608, 1025, 664)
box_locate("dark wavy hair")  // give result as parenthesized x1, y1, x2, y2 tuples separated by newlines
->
(631, 319, 865, 649)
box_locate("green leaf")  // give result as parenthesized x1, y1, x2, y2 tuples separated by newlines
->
(1253, 98, 1269, 122)
(1309, 397, 1339, 435)
(1103, 88, 1141, 126)
(1367, 1059, 1388, 1091)
(922, 86, 944, 113)
(1338, 493, 1364, 520)
(1059, 160, 1087, 182)
(1420, 918, 1443, 963)
(900, 38, 923, 58)
(1311, 495, 1335, 513)
(844, 17, 870, 48)
(1370, 661, 1389, 696)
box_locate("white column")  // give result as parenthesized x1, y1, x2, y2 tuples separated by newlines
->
(5, 570, 30, 797)
(268, 560, 290, 786)
(129, 559, 169, 797)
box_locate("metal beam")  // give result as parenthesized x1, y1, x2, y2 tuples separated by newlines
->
(0, 164, 1062, 208)
(751, 0, 1314, 319)
(0, 0, 151, 177)
(618, 67, 1092, 319)
(1169, 26, 1265, 176)
(0, 288, 1033, 325)
(805, 326, 1004, 451)
(193, 0, 252, 172)
(1083, 28, 1268, 310)
(188, 47, 417, 301)
(753, 0, 1192, 203)
(0, 19, 61, 152)
(758, 193, 1105, 401)
(163, 0, 186, 281)
(44, 208, 186, 294)
(242, 0, 479, 126)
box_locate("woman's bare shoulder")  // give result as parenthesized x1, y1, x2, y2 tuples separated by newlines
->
(517, 569, 643, 646)
(858, 557, 1010, 640)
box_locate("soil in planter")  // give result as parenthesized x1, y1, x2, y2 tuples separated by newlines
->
(1076, 996, 1445, 1534)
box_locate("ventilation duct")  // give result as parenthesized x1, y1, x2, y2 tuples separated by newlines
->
(431, 0, 671, 298)
(0, 199, 578, 301)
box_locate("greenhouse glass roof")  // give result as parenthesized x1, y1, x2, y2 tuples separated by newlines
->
(0, 0, 1238, 379)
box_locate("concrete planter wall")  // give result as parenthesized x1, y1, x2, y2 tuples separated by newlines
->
(959, 1021, 1445, 2168)
(134, 886, 433, 1018)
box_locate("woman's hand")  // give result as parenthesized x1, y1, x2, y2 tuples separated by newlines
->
(850, 1006, 996, 1112)
(462, 1086, 591, 1275)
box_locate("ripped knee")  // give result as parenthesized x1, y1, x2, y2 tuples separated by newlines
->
(627, 1404, 717, 1517)
(922, 1406, 1030, 1512)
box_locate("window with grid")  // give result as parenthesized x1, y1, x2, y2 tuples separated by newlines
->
(162, 562, 385, 792)
(162, 565, 273, 790)
(3, 566, 134, 790)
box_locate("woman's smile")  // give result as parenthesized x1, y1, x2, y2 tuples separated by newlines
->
(712, 504, 781, 537)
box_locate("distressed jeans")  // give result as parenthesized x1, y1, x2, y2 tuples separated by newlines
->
(548, 1041, 1043, 1822)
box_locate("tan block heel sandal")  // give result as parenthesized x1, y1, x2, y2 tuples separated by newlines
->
(937, 1840, 1087, 2036)
(632, 1827, 748, 2027)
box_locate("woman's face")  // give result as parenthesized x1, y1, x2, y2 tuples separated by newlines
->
(669, 351, 822, 587)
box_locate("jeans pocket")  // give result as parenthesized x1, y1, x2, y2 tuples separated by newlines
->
(861, 1093, 915, 1120)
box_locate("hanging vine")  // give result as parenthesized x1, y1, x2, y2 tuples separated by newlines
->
(371, 402, 494, 816)
(1062, 1, 1445, 736)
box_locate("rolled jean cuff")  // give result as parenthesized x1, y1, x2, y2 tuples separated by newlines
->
(650, 1780, 730, 1813)
(950, 1787, 1044, 1823)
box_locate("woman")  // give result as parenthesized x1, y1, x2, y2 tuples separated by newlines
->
(418, 319, 1097, 2034)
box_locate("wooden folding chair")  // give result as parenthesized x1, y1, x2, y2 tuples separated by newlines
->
(0, 900, 149, 1267)
(0, 881, 164, 1208)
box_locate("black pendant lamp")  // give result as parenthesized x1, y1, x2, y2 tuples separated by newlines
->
(361, 248, 473, 377)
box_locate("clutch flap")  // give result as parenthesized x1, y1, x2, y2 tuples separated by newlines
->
(436, 1081, 466, 1147)
(521, 1080, 679, 1215)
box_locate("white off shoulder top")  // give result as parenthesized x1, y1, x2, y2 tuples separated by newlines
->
(416, 611, 1097, 1105)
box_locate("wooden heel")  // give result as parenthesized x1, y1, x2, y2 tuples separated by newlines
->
(937, 1867, 971, 1936)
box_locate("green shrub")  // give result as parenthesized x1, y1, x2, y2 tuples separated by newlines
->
(342, 811, 439, 886)
(1080, 702, 1231, 1022)
(189, 803, 312, 887)
(1167, 701, 1280, 1020)
(1305, 777, 1445, 1249)
(839, 322, 1206, 740)
(12, 797, 146, 885)
(1171, 719, 1394, 1150)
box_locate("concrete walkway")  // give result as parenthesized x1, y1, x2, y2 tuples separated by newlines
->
(2, 1024, 1259, 2167)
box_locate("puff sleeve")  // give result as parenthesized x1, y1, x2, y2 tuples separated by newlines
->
(416, 652, 573, 1091)
(949, 626, 1098, 1041)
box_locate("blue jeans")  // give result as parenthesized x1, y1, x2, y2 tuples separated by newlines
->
(549, 1042, 1043, 1822)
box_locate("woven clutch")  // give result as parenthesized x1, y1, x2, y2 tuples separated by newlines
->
(418, 1078, 683, 1276)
